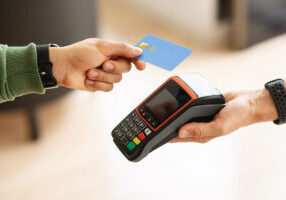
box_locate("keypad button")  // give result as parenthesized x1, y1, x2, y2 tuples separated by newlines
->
(127, 141, 136, 150)
(129, 123, 136, 129)
(117, 131, 124, 139)
(126, 131, 135, 140)
(119, 122, 126, 129)
(138, 132, 146, 141)
(125, 117, 132, 125)
(134, 117, 141, 124)
(131, 111, 137, 119)
(121, 137, 129, 145)
(122, 127, 129, 133)
(144, 128, 152, 136)
(139, 122, 146, 130)
(133, 127, 141, 135)
(133, 137, 141, 145)
(113, 128, 120, 134)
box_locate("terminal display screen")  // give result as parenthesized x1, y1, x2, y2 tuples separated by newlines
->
(145, 88, 180, 122)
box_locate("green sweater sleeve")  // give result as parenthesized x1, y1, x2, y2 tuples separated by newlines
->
(0, 43, 45, 103)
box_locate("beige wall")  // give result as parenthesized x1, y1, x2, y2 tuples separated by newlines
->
(114, 0, 229, 45)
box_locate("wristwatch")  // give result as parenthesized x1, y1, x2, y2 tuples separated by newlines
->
(265, 79, 286, 125)
(36, 44, 59, 89)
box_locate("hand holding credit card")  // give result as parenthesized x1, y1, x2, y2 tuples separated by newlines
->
(135, 35, 193, 71)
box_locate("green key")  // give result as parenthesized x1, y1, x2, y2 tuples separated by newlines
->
(127, 141, 136, 150)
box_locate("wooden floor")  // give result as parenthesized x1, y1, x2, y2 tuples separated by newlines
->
(1, 0, 286, 200)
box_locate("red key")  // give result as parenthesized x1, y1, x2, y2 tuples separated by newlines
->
(138, 132, 146, 141)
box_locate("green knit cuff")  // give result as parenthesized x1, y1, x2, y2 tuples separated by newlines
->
(6, 43, 45, 98)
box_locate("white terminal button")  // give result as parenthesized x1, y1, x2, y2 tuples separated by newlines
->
(144, 128, 152, 136)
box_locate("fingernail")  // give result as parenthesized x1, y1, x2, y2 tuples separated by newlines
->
(135, 47, 143, 54)
(179, 130, 189, 138)
(90, 70, 98, 78)
(105, 62, 114, 71)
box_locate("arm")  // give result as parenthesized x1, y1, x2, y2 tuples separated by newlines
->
(0, 44, 44, 103)
(0, 39, 145, 103)
(172, 85, 281, 143)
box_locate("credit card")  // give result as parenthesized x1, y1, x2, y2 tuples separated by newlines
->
(135, 35, 193, 71)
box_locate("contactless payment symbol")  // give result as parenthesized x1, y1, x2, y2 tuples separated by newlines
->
(138, 42, 149, 49)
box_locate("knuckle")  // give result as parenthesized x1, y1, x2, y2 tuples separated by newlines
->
(97, 72, 107, 82)
(90, 70, 101, 80)
(91, 82, 101, 90)
(86, 83, 97, 92)
(193, 126, 202, 138)
(120, 42, 129, 50)
(95, 39, 108, 49)
(103, 62, 114, 72)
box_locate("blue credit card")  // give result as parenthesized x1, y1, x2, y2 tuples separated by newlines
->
(135, 35, 193, 71)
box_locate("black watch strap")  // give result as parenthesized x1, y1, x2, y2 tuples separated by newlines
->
(36, 44, 59, 88)
(265, 79, 286, 125)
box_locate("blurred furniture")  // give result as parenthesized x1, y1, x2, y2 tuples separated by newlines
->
(231, 0, 286, 49)
(0, 0, 97, 140)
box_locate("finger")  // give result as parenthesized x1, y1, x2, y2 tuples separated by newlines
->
(87, 69, 122, 83)
(170, 136, 215, 143)
(178, 120, 225, 138)
(100, 40, 143, 58)
(85, 79, 114, 92)
(102, 58, 131, 74)
(132, 59, 146, 71)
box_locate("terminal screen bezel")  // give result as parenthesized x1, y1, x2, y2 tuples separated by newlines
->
(139, 79, 192, 128)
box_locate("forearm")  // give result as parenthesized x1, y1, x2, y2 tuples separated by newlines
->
(0, 44, 45, 103)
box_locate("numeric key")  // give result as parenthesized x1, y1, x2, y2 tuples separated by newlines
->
(121, 136, 129, 145)
(126, 131, 135, 140)
(125, 116, 132, 125)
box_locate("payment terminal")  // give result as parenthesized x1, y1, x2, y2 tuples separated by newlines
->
(112, 73, 225, 162)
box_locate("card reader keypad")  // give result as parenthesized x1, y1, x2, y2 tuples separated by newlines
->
(112, 110, 152, 151)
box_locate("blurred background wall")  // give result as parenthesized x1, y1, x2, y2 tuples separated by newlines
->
(114, 0, 229, 46)
(113, 0, 286, 48)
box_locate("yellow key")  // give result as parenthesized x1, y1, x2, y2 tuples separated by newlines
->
(133, 137, 141, 145)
